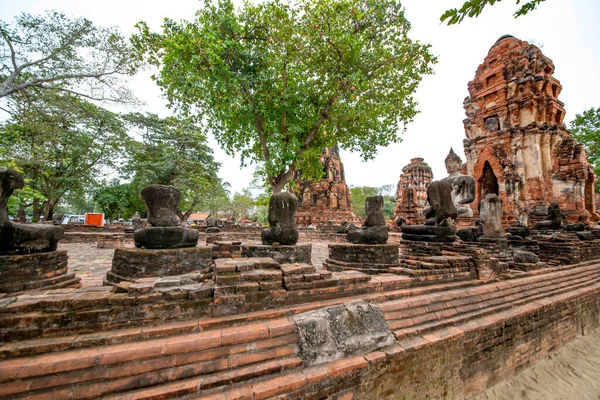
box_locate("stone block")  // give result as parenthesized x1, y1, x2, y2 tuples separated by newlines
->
(106, 246, 212, 284)
(293, 301, 394, 366)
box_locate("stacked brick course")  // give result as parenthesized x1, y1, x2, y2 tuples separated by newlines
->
(462, 35, 598, 226)
(0, 250, 80, 293)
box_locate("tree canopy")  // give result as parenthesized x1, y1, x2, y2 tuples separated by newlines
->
(570, 107, 600, 191)
(0, 91, 128, 220)
(0, 11, 137, 104)
(349, 185, 395, 219)
(441, 0, 547, 25)
(133, 0, 435, 192)
(123, 112, 226, 222)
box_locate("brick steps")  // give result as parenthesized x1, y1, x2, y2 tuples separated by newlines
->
(0, 276, 489, 361)
(3, 261, 599, 399)
(11, 272, 81, 294)
(392, 272, 598, 337)
(0, 319, 299, 399)
(383, 264, 600, 339)
(381, 278, 485, 301)
(176, 354, 371, 400)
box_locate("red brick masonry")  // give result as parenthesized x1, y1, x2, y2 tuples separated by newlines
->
(1, 260, 599, 399)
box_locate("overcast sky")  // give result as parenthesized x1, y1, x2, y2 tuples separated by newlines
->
(2, 0, 599, 194)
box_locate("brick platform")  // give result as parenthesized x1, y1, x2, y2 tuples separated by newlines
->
(324, 243, 400, 274)
(212, 257, 373, 317)
(105, 246, 213, 284)
(96, 234, 123, 249)
(0, 261, 599, 399)
(243, 244, 312, 264)
(0, 250, 80, 293)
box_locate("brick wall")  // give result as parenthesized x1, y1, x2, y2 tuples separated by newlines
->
(356, 285, 600, 398)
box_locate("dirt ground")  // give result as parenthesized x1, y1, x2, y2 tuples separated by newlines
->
(474, 328, 600, 400)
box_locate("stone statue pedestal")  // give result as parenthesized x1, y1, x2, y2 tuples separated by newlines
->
(0, 250, 80, 293)
(105, 246, 213, 285)
(0, 167, 79, 293)
(347, 196, 388, 244)
(243, 244, 311, 264)
(401, 225, 457, 242)
(134, 226, 198, 249)
(324, 243, 399, 274)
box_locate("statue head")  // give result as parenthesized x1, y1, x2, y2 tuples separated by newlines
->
(445, 148, 463, 174)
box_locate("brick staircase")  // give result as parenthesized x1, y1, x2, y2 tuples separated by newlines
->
(1, 261, 599, 399)
(392, 255, 476, 283)
(382, 260, 600, 339)
(0, 318, 301, 399)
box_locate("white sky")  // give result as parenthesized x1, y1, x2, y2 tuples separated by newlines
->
(2, 0, 599, 194)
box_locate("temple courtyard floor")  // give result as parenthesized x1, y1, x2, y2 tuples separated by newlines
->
(61, 242, 332, 288)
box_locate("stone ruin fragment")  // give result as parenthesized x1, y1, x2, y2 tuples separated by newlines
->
(401, 180, 458, 242)
(347, 195, 388, 244)
(0, 167, 64, 255)
(133, 184, 199, 249)
(261, 192, 300, 246)
(0, 167, 80, 292)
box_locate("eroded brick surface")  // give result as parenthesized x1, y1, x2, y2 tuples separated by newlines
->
(462, 36, 598, 227)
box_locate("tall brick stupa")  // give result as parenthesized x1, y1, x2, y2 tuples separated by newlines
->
(293, 146, 358, 226)
(394, 157, 433, 224)
(462, 35, 598, 226)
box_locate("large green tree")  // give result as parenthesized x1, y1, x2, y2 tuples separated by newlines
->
(570, 107, 600, 191)
(350, 185, 395, 219)
(441, 0, 547, 25)
(133, 0, 435, 192)
(0, 91, 128, 220)
(93, 181, 138, 222)
(0, 11, 137, 103)
(123, 112, 226, 222)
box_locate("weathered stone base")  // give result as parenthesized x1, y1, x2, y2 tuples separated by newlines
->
(96, 234, 123, 249)
(212, 256, 373, 316)
(398, 240, 482, 282)
(242, 244, 312, 264)
(0, 250, 80, 293)
(535, 236, 600, 265)
(105, 246, 213, 285)
(324, 243, 399, 274)
(211, 241, 242, 259)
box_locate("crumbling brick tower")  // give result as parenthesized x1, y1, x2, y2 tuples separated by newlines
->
(463, 35, 598, 226)
(293, 146, 358, 225)
(394, 157, 433, 224)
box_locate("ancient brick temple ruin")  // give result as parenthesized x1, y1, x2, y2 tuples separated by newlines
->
(293, 146, 358, 226)
(393, 157, 433, 224)
(462, 35, 598, 226)
(4, 35, 600, 400)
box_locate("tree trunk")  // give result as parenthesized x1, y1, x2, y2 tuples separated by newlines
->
(16, 205, 27, 222)
(32, 199, 41, 222)
(43, 201, 55, 222)
(177, 209, 193, 225)
(271, 177, 288, 193)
